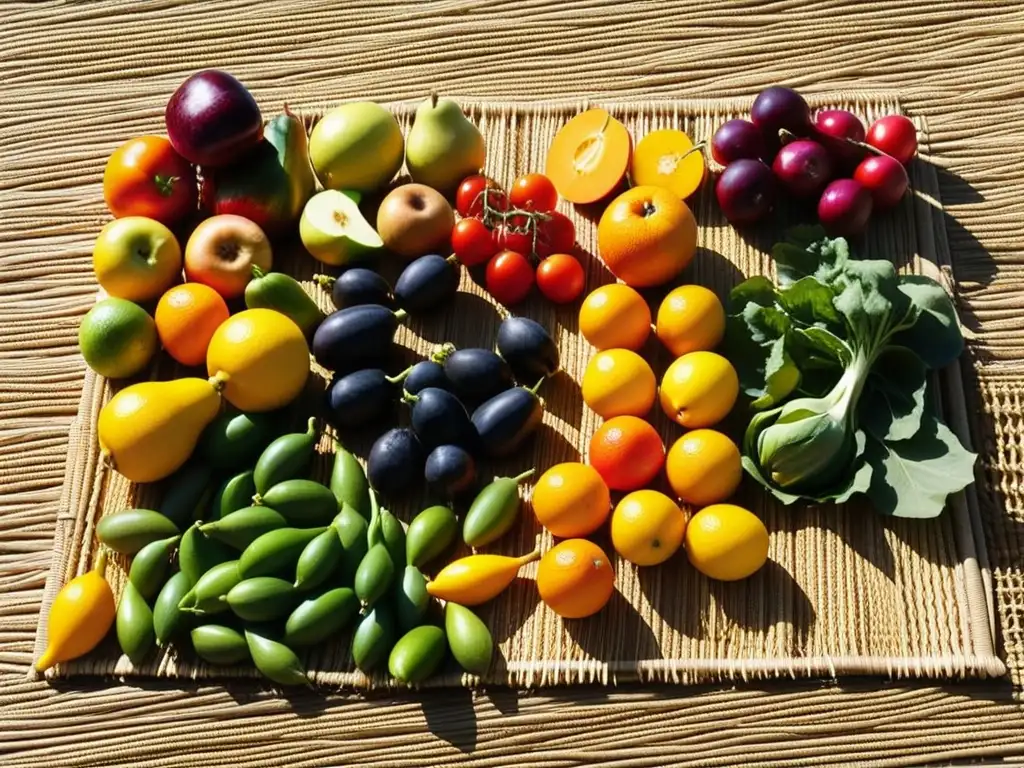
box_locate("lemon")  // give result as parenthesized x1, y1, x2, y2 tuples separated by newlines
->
(582, 348, 657, 419)
(684, 504, 768, 581)
(659, 351, 738, 428)
(207, 309, 310, 412)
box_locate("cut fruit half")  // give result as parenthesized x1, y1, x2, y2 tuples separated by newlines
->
(631, 129, 706, 200)
(546, 109, 631, 204)
(299, 189, 383, 267)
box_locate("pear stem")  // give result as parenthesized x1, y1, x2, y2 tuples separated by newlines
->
(94, 549, 109, 574)
(430, 92, 439, 109)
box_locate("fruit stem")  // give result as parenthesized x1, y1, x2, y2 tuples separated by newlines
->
(209, 371, 229, 392)
(313, 274, 336, 289)
(283, 103, 295, 118)
(445, 253, 459, 264)
(251, 265, 266, 279)
(430, 92, 439, 109)
(251, 494, 263, 506)
(386, 366, 413, 384)
(94, 548, 109, 574)
(510, 468, 535, 485)
(304, 416, 316, 436)
(394, 309, 409, 323)
(516, 549, 541, 567)
(431, 342, 456, 363)
(528, 378, 545, 395)
(198, 522, 216, 533)
(401, 392, 419, 405)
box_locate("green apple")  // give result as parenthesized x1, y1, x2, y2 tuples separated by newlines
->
(92, 216, 182, 302)
(406, 94, 486, 192)
(299, 190, 383, 266)
(309, 103, 404, 193)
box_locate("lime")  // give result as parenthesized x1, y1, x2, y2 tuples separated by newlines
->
(79, 297, 158, 379)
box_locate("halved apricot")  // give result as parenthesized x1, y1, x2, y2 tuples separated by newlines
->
(546, 109, 631, 204)
(630, 129, 706, 200)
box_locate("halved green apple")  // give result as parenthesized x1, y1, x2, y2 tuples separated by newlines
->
(299, 189, 383, 266)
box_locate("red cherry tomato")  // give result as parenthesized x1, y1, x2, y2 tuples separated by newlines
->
(536, 254, 585, 304)
(865, 115, 917, 165)
(499, 223, 535, 257)
(452, 217, 498, 267)
(536, 211, 576, 258)
(103, 135, 197, 226)
(509, 173, 558, 212)
(456, 175, 507, 218)
(854, 155, 909, 210)
(486, 250, 534, 306)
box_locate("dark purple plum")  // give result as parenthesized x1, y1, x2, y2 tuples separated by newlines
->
(751, 86, 812, 136)
(424, 444, 476, 497)
(772, 139, 833, 198)
(711, 119, 765, 165)
(715, 159, 777, 225)
(166, 70, 263, 167)
(331, 268, 393, 310)
(818, 179, 873, 236)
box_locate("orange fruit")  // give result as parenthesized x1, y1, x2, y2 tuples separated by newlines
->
(684, 504, 769, 581)
(588, 415, 665, 491)
(655, 285, 726, 357)
(610, 489, 687, 566)
(581, 348, 656, 419)
(545, 109, 632, 204)
(155, 283, 230, 366)
(532, 463, 611, 538)
(536, 539, 615, 619)
(596, 185, 697, 287)
(666, 429, 742, 506)
(659, 351, 738, 428)
(630, 129, 706, 200)
(578, 284, 651, 351)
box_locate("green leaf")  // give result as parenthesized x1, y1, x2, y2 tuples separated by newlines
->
(751, 336, 801, 410)
(862, 414, 977, 518)
(741, 302, 789, 344)
(892, 275, 965, 369)
(777, 276, 841, 327)
(724, 315, 773, 395)
(859, 346, 928, 442)
(791, 326, 853, 368)
(730, 276, 777, 312)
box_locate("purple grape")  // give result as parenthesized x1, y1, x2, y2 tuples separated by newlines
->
(818, 179, 873, 236)
(716, 159, 777, 225)
(772, 139, 833, 198)
(751, 86, 812, 137)
(711, 119, 765, 165)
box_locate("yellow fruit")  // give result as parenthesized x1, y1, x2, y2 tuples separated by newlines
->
(655, 285, 725, 357)
(425, 550, 540, 606)
(665, 429, 742, 506)
(659, 351, 738, 428)
(582, 348, 657, 419)
(206, 309, 310, 412)
(531, 463, 611, 538)
(578, 284, 652, 351)
(684, 504, 769, 581)
(98, 377, 221, 483)
(610, 490, 687, 566)
(92, 217, 182, 302)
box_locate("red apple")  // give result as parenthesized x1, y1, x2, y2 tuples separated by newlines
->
(166, 70, 262, 167)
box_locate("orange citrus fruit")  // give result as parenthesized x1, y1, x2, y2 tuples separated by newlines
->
(588, 415, 665, 491)
(578, 284, 651, 351)
(665, 429, 742, 506)
(531, 463, 611, 538)
(655, 285, 726, 357)
(684, 504, 769, 581)
(582, 348, 656, 419)
(610, 489, 687, 566)
(659, 351, 739, 428)
(536, 539, 615, 619)
(154, 283, 230, 366)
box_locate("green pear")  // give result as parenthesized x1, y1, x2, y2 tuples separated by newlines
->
(405, 94, 486, 192)
(299, 190, 383, 267)
(309, 103, 404, 193)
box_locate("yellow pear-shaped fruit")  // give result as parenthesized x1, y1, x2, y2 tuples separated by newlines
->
(98, 377, 221, 483)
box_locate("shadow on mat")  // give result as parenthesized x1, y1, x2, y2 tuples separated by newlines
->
(563, 591, 660, 665)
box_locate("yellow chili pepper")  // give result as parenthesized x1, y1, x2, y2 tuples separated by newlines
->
(425, 549, 539, 606)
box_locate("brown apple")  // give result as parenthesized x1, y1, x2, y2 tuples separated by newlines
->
(376, 183, 454, 260)
(184, 214, 272, 298)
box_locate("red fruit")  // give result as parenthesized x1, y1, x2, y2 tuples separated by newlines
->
(499, 224, 535, 257)
(486, 250, 534, 306)
(456, 175, 506, 218)
(711, 119, 765, 165)
(165, 70, 263, 168)
(866, 115, 917, 165)
(536, 211, 576, 258)
(854, 155, 909, 209)
(536, 254, 585, 304)
(772, 139, 833, 198)
(509, 173, 558, 212)
(716, 159, 776, 225)
(818, 179, 873, 237)
(452, 217, 498, 267)
(814, 109, 866, 143)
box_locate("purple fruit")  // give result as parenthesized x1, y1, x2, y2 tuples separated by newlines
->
(715, 159, 776, 225)
(166, 70, 263, 167)
(815, 109, 865, 143)
(772, 139, 833, 198)
(711, 119, 765, 165)
(818, 179, 873, 236)
(751, 86, 812, 137)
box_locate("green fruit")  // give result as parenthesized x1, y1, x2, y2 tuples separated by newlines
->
(128, 534, 180, 600)
(351, 604, 397, 674)
(244, 628, 309, 687)
(294, 527, 343, 590)
(191, 624, 249, 665)
(178, 560, 241, 615)
(388, 625, 447, 685)
(179, 523, 233, 586)
(225, 577, 297, 622)
(96, 509, 179, 555)
(406, 505, 457, 568)
(199, 411, 279, 472)
(79, 297, 158, 379)
(332, 504, 369, 585)
(405, 95, 486, 193)
(462, 470, 534, 548)
(213, 470, 258, 520)
(255, 479, 337, 526)
(393, 565, 430, 632)
(284, 586, 358, 647)
(299, 190, 383, 267)
(245, 268, 325, 337)
(200, 506, 288, 550)
(158, 463, 215, 526)
(330, 443, 370, 518)
(309, 103, 404, 194)
(354, 543, 394, 608)
(445, 602, 493, 676)
(116, 581, 155, 666)
(153, 571, 192, 645)
(253, 417, 317, 495)
(238, 526, 328, 580)
(381, 509, 406, 569)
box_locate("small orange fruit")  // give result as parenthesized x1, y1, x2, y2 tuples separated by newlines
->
(582, 348, 657, 419)
(684, 504, 769, 581)
(610, 489, 687, 566)
(666, 429, 742, 506)
(532, 463, 611, 538)
(655, 285, 726, 357)
(659, 351, 739, 428)
(537, 539, 615, 619)
(155, 283, 230, 366)
(597, 185, 697, 287)
(589, 415, 665, 491)
(578, 284, 651, 351)
(630, 129, 706, 200)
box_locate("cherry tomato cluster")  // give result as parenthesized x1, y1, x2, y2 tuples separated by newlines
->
(452, 173, 585, 306)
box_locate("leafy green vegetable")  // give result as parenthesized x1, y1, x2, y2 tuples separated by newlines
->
(727, 227, 974, 518)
